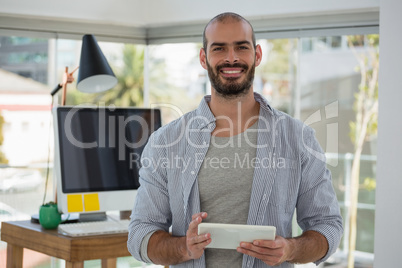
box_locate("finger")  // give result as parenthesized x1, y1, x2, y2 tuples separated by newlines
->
(187, 232, 211, 245)
(248, 235, 284, 249)
(252, 239, 279, 249)
(187, 237, 212, 259)
(191, 213, 202, 221)
(239, 242, 282, 256)
(188, 212, 208, 233)
(238, 242, 285, 264)
(187, 216, 204, 236)
(195, 237, 212, 249)
(192, 212, 207, 221)
(237, 246, 279, 263)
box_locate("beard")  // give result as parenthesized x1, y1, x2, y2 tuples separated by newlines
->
(206, 59, 255, 98)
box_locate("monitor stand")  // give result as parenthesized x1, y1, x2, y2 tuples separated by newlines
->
(79, 212, 107, 222)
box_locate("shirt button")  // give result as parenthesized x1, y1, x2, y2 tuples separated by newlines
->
(247, 260, 251, 267)
(262, 194, 267, 200)
(191, 171, 195, 175)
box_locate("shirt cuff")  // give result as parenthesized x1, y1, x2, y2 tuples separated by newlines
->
(140, 231, 157, 263)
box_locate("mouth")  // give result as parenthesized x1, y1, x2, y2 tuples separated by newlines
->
(219, 68, 244, 78)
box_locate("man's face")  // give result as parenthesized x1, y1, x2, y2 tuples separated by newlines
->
(200, 19, 262, 98)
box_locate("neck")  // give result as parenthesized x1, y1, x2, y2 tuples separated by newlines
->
(209, 89, 260, 137)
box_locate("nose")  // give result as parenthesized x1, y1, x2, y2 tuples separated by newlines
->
(225, 47, 238, 63)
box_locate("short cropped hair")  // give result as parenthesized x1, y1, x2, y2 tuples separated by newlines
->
(202, 12, 256, 51)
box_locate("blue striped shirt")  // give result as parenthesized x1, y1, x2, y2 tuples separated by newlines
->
(128, 92, 343, 268)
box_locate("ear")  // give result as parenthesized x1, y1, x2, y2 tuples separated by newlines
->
(254, 44, 263, 67)
(200, 47, 207, 70)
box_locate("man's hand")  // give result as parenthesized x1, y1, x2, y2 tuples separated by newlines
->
(186, 212, 211, 259)
(147, 212, 211, 265)
(237, 235, 293, 266)
(237, 230, 328, 265)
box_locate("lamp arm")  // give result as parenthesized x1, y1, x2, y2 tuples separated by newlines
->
(50, 84, 62, 96)
(50, 66, 79, 104)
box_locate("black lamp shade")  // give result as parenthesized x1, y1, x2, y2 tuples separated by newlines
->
(77, 34, 117, 93)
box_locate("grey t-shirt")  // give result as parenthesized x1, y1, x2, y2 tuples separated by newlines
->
(139, 122, 258, 266)
(198, 122, 258, 267)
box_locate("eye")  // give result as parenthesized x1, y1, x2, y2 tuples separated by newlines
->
(212, 47, 223, 52)
(238, 46, 249, 50)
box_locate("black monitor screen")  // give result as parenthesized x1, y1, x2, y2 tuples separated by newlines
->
(56, 107, 161, 193)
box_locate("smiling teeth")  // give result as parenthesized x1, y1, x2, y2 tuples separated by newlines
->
(223, 70, 241, 74)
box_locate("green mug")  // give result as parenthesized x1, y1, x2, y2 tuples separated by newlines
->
(39, 203, 62, 229)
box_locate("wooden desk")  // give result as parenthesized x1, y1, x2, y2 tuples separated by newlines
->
(1, 220, 131, 268)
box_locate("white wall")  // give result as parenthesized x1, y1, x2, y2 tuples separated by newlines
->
(0, 0, 147, 26)
(0, 0, 379, 27)
(145, 0, 379, 26)
(374, 0, 402, 267)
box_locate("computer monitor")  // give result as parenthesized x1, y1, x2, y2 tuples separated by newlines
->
(53, 106, 161, 220)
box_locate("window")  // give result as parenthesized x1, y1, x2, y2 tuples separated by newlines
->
(299, 35, 378, 267)
(0, 31, 378, 268)
(0, 35, 152, 268)
(148, 43, 206, 124)
(255, 39, 297, 114)
(145, 36, 379, 267)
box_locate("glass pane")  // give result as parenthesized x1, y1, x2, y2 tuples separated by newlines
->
(1, 31, 378, 268)
(255, 39, 298, 115)
(0, 36, 49, 84)
(0, 35, 152, 267)
(299, 34, 378, 267)
(0, 35, 52, 266)
(148, 43, 206, 124)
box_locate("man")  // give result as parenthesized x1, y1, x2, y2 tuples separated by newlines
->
(128, 12, 343, 268)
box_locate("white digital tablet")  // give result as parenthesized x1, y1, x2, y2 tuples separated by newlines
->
(198, 223, 276, 250)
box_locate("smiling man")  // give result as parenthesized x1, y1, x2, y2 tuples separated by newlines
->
(202, 16, 259, 99)
(128, 12, 343, 268)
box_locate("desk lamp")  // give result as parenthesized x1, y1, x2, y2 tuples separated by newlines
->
(50, 34, 117, 104)
(40, 35, 117, 222)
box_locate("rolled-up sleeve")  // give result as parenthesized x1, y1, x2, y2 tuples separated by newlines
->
(297, 127, 343, 265)
(127, 131, 172, 262)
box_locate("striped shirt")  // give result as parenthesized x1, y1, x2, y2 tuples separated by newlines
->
(128, 92, 343, 268)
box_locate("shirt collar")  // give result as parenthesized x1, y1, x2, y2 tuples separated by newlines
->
(253, 92, 274, 115)
(194, 92, 274, 130)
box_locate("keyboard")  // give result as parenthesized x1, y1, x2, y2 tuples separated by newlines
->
(58, 219, 130, 237)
